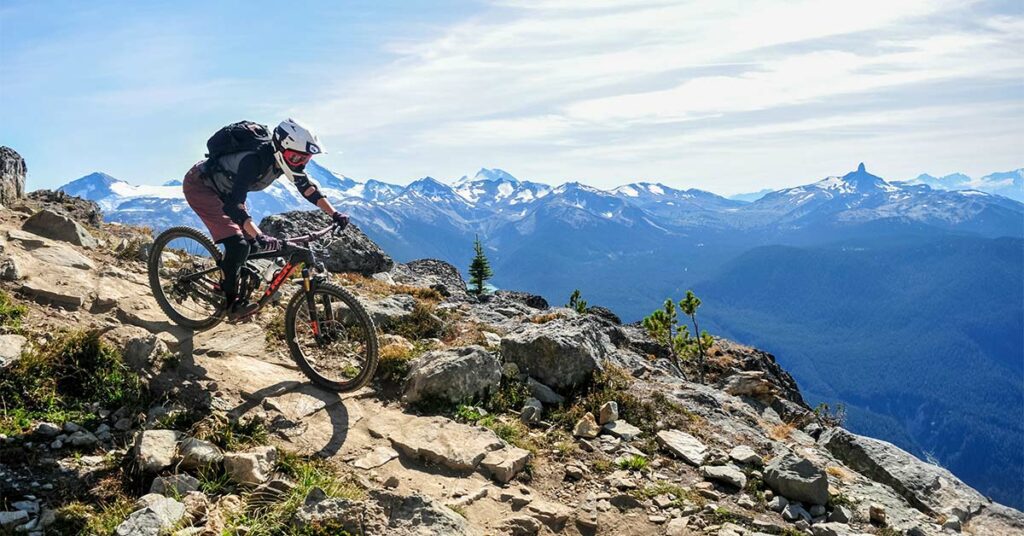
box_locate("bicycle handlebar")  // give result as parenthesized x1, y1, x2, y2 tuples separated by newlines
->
(282, 222, 340, 245)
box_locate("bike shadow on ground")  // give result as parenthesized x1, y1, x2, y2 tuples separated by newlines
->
(225, 380, 351, 459)
(149, 328, 352, 459)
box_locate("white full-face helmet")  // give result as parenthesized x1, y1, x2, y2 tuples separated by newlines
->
(272, 118, 324, 179)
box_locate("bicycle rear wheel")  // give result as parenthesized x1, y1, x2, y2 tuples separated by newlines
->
(285, 282, 378, 392)
(147, 226, 226, 330)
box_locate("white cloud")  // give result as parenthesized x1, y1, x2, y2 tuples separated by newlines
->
(290, 0, 1022, 188)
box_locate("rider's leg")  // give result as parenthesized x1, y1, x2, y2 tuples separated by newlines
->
(216, 234, 249, 307)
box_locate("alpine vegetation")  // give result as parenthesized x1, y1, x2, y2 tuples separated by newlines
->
(566, 289, 588, 314)
(642, 290, 714, 381)
(468, 234, 493, 297)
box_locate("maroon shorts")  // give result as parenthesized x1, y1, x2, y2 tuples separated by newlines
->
(182, 163, 245, 242)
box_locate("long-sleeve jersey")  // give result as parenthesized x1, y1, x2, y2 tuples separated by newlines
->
(202, 143, 324, 225)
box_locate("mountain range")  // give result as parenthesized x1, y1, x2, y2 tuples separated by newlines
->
(55, 162, 1024, 509)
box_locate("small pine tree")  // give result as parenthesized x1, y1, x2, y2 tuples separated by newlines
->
(567, 289, 588, 314)
(468, 235, 493, 297)
(641, 299, 690, 377)
(679, 290, 712, 382)
(642, 290, 714, 381)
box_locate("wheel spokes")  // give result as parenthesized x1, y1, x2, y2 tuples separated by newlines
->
(156, 235, 222, 321)
(292, 292, 371, 383)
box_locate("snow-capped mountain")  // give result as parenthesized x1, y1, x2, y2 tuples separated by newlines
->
(612, 181, 744, 228)
(56, 162, 1023, 247)
(976, 169, 1024, 201)
(735, 163, 1023, 236)
(901, 168, 1023, 202)
(453, 168, 551, 210)
(60, 172, 183, 212)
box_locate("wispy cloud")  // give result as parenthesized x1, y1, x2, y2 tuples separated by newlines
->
(292, 0, 1023, 189)
(3, 0, 1021, 190)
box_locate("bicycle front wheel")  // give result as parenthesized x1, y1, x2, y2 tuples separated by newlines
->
(285, 282, 378, 392)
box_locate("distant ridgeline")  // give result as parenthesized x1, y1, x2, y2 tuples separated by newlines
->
(55, 162, 1024, 508)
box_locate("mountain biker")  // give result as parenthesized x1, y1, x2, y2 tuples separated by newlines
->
(182, 118, 349, 321)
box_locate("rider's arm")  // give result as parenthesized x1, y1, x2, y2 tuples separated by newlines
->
(223, 153, 261, 237)
(314, 196, 338, 215)
(291, 172, 338, 215)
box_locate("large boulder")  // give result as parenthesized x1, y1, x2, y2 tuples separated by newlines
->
(0, 147, 26, 207)
(391, 259, 468, 298)
(26, 189, 103, 227)
(764, 453, 829, 506)
(22, 209, 98, 248)
(500, 316, 618, 389)
(819, 427, 987, 516)
(259, 211, 393, 275)
(403, 346, 502, 405)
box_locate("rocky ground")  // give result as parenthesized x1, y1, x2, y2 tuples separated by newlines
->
(0, 184, 1021, 535)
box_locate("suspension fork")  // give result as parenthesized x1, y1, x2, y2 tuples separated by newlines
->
(302, 267, 321, 339)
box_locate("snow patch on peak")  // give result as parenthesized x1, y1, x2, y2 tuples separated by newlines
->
(815, 176, 855, 194)
(616, 185, 639, 197)
(473, 168, 519, 184)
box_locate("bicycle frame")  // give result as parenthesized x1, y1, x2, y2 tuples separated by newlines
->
(179, 225, 338, 336)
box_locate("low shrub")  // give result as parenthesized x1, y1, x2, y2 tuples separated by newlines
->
(0, 330, 147, 432)
(529, 312, 563, 324)
(616, 454, 648, 471)
(377, 341, 429, 384)
(769, 423, 795, 441)
(389, 301, 450, 341)
(0, 289, 28, 332)
(550, 365, 700, 446)
(335, 273, 443, 303)
(632, 482, 706, 507)
(191, 413, 270, 451)
(225, 450, 363, 536)
(51, 498, 135, 536)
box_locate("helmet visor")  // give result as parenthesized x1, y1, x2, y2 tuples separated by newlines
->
(282, 149, 312, 167)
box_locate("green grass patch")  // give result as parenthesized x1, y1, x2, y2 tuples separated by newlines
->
(711, 506, 743, 524)
(632, 482, 706, 508)
(0, 330, 147, 434)
(616, 454, 649, 471)
(51, 498, 135, 536)
(0, 289, 27, 332)
(454, 404, 486, 423)
(376, 341, 429, 385)
(483, 376, 532, 414)
(191, 414, 270, 451)
(483, 417, 540, 455)
(223, 450, 364, 536)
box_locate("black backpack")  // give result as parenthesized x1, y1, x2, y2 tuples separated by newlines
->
(205, 121, 272, 160)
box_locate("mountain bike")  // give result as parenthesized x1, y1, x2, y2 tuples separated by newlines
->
(146, 223, 378, 392)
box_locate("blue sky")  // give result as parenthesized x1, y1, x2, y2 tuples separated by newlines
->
(1, 0, 1021, 194)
